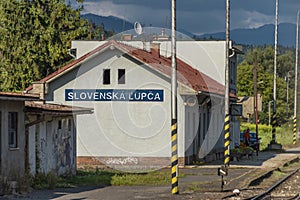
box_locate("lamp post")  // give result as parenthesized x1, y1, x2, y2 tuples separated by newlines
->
(286, 70, 294, 121)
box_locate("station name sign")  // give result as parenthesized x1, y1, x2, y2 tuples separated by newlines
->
(65, 89, 164, 102)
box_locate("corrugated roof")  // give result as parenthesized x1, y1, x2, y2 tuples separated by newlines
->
(25, 101, 93, 114)
(25, 40, 228, 96)
(0, 91, 39, 101)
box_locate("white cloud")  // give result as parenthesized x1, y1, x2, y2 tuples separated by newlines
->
(82, 1, 126, 19)
(232, 10, 275, 29)
(81, 1, 300, 34)
(82, 1, 170, 28)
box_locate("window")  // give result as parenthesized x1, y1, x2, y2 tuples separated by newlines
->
(8, 112, 18, 148)
(118, 69, 125, 84)
(103, 69, 110, 84)
(68, 119, 72, 131)
(58, 120, 62, 130)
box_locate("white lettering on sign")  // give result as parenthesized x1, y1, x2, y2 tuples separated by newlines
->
(65, 89, 164, 102)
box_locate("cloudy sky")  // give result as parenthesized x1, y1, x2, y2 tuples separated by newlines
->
(77, 0, 300, 35)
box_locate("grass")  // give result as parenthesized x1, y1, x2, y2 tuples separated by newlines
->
(32, 169, 184, 189)
(257, 169, 287, 187)
(240, 122, 295, 150)
(31, 123, 296, 190)
(111, 170, 172, 186)
(185, 180, 220, 193)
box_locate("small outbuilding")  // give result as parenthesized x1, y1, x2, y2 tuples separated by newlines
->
(25, 101, 93, 176)
(0, 91, 93, 181)
(0, 92, 39, 178)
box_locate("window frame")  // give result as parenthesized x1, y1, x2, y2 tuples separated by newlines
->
(103, 69, 111, 85)
(118, 69, 126, 84)
(58, 120, 62, 130)
(8, 112, 18, 149)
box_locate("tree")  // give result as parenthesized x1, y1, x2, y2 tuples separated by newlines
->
(237, 46, 295, 125)
(0, 0, 89, 91)
(88, 22, 115, 41)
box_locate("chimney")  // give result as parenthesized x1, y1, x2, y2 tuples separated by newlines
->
(150, 43, 160, 57)
(122, 34, 132, 41)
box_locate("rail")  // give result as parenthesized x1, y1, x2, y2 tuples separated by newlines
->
(249, 167, 300, 200)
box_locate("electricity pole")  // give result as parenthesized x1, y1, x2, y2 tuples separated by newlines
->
(270, 0, 279, 149)
(219, 0, 231, 191)
(171, 0, 179, 195)
(224, 0, 230, 167)
(293, 10, 300, 145)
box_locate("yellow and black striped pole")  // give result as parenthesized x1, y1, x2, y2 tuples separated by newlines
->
(224, 114, 230, 166)
(293, 116, 297, 145)
(224, 0, 230, 168)
(171, 119, 178, 194)
(271, 110, 277, 143)
(220, 0, 230, 191)
(171, 0, 179, 195)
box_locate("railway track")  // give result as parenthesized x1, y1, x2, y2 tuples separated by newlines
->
(247, 166, 300, 200)
(221, 161, 300, 200)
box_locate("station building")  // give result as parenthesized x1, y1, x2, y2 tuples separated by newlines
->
(26, 39, 241, 169)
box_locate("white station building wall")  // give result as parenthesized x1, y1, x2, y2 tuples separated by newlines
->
(71, 40, 239, 149)
(44, 48, 189, 158)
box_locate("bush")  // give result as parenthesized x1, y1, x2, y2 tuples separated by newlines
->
(47, 172, 57, 189)
(0, 176, 10, 195)
(240, 122, 294, 150)
(32, 172, 58, 190)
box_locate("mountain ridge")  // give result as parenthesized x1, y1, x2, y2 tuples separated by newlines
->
(82, 13, 296, 46)
(198, 23, 296, 46)
(81, 13, 134, 33)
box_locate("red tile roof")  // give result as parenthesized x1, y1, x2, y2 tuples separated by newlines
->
(26, 40, 228, 96)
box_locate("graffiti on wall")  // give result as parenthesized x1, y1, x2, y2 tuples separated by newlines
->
(105, 157, 138, 165)
(34, 118, 75, 176)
